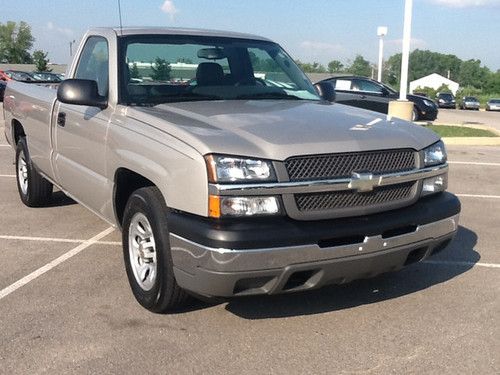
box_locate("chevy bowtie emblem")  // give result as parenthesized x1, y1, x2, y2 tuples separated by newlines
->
(348, 172, 377, 193)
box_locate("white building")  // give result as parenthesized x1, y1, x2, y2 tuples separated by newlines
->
(409, 73, 459, 95)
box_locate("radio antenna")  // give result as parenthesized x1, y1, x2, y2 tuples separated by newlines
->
(117, 0, 124, 35)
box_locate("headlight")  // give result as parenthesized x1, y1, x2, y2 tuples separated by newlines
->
(205, 154, 276, 183)
(423, 99, 434, 107)
(423, 140, 447, 166)
(421, 174, 447, 196)
(209, 195, 280, 218)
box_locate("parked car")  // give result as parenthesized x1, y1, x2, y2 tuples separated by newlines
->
(0, 80, 6, 101)
(486, 99, 500, 111)
(460, 96, 480, 110)
(4, 70, 37, 82)
(436, 92, 456, 109)
(31, 72, 62, 82)
(316, 75, 438, 121)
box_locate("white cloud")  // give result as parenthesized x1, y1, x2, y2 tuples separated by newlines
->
(386, 38, 428, 50)
(300, 41, 345, 55)
(429, 0, 500, 7)
(46, 21, 73, 37)
(160, 0, 178, 19)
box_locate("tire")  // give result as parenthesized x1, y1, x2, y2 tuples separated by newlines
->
(15, 137, 53, 207)
(122, 186, 190, 313)
(411, 107, 419, 121)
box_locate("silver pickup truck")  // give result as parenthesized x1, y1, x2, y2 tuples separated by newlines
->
(3, 27, 460, 312)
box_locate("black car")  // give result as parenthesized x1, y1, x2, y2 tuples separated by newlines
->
(0, 80, 6, 102)
(436, 92, 456, 109)
(317, 75, 438, 121)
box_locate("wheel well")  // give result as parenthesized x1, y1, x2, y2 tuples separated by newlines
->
(114, 168, 155, 227)
(12, 120, 25, 145)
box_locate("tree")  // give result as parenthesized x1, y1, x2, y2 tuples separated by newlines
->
(328, 60, 344, 73)
(458, 59, 488, 89)
(0, 21, 34, 63)
(151, 57, 171, 81)
(130, 62, 140, 79)
(32, 50, 51, 72)
(346, 55, 371, 77)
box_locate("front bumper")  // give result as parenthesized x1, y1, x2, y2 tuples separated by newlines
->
(169, 193, 460, 297)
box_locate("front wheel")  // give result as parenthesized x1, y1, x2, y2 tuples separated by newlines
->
(15, 137, 53, 207)
(122, 187, 190, 313)
(411, 107, 419, 121)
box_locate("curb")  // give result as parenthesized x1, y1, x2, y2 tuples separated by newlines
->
(442, 137, 500, 146)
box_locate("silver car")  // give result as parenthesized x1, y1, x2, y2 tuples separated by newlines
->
(460, 96, 480, 110)
(486, 99, 500, 111)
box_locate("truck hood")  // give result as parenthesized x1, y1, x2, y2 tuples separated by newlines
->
(127, 100, 439, 160)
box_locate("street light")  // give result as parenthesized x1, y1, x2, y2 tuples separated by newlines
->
(69, 40, 76, 57)
(377, 26, 388, 82)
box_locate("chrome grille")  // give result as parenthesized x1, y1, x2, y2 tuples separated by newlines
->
(285, 149, 416, 181)
(295, 182, 415, 212)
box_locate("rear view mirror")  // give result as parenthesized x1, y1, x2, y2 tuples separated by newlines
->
(314, 81, 336, 102)
(197, 48, 226, 60)
(57, 79, 107, 109)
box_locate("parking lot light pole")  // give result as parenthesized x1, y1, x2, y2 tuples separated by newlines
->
(399, 0, 413, 101)
(377, 26, 388, 82)
(388, 0, 414, 121)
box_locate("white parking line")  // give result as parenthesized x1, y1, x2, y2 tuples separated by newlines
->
(0, 234, 121, 246)
(456, 194, 500, 199)
(424, 260, 500, 269)
(0, 227, 115, 301)
(0, 144, 10, 148)
(0, 174, 15, 178)
(448, 161, 500, 167)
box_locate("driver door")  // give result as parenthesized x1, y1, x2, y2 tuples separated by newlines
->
(52, 36, 113, 215)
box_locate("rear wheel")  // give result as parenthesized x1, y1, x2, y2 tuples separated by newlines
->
(15, 137, 53, 207)
(122, 186, 190, 313)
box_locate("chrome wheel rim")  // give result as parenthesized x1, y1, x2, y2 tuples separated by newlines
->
(17, 151, 28, 195)
(128, 213, 157, 291)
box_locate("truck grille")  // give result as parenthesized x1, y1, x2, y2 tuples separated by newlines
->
(285, 149, 416, 181)
(295, 182, 416, 212)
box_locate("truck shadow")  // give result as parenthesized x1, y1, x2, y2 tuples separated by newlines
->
(44, 191, 77, 207)
(221, 225, 479, 319)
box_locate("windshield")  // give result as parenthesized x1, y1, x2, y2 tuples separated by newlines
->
(119, 35, 320, 105)
(439, 93, 454, 100)
(464, 96, 477, 101)
(490, 99, 500, 104)
(380, 82, 397, 94)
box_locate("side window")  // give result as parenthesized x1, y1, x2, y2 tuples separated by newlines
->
(74, 36, 109, 97)
(354, 79, 383, 94)
(335, 79, 352, 91)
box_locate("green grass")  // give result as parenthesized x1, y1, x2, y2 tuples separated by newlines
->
(425, 125, 498, 137)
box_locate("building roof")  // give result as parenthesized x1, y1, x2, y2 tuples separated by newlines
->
(410, 73, 458, 86)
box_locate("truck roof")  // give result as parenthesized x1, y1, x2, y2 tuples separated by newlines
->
(89, 27, 272, 42)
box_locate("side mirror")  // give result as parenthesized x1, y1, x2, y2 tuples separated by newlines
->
(314, 81, 336, 102)
(57, 79, 107, 109)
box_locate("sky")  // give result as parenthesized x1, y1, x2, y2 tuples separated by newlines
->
(1, 0, 499, 70)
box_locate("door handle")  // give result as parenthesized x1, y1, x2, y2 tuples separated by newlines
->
(57, 112, 66, 127)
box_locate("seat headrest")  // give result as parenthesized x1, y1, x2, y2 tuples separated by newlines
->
(196, 62, 224, 86)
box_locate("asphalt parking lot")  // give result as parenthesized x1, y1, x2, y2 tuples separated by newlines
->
(0, 106, 499, 374)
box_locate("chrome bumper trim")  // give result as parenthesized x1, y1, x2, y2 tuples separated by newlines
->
(209, 164, 448, 196)
(170, 214, 459, 273)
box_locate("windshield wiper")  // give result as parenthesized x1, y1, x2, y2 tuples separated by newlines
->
(235, 92, 302, 100)
(158, 92, 222, 103)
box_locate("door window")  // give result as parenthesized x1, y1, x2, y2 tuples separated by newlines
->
(74, 36, 109, 97)
(353, 79, 383, 94)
